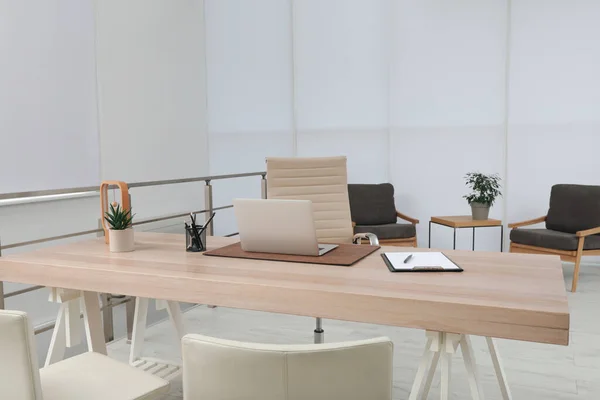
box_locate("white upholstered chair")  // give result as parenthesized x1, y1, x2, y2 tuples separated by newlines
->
(182, 334, 393, 400)
(266, 156, 379, 342)
(0, 309, 170, 400)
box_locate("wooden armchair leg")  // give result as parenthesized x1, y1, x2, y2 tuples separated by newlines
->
(571, 237, 585, 293)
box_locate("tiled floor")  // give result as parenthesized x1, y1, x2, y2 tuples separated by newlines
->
(107, 263, 600, 399)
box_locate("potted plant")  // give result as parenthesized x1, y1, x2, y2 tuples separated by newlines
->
(463, 172, 502, 220)
(104, 202, 135, 252)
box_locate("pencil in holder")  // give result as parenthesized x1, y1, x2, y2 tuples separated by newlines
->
(186, 226, 206, 252)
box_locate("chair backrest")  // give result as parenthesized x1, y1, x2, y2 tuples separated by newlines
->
(182, 334, 393, 400)
(546, 184, 600, 233)
(348, 183, 397, 225)
(0, 310, 43, 400)
(266, 156, 354, 243)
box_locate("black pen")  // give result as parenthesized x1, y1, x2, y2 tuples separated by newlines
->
(191, 223, 202, 249)
(203, 212, 216, 230)
(190, 213, 196, 226)
(403, 254, 413, 263)
(184, 221, 200, 248)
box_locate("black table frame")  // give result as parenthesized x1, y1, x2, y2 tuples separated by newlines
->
(428, 220, 504, 251)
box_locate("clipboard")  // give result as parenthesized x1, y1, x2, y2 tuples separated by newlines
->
(381, 252, 463, 273)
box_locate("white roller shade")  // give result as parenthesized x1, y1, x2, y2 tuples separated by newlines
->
(0, 0, 99, 194)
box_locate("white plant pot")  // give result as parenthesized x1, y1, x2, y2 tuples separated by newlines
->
(109, 228, 134, 252)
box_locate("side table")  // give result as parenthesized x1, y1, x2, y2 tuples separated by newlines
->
(429, 215, 503, 251)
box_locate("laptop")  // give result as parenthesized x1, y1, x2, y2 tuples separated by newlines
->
(233, 198, 338, 256)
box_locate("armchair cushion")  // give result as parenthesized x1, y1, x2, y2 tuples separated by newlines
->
(348, 183, 397, 225)
(510, 228, 600, 251)
(546, 184, 600, 234)
(354, 223, 416, 240)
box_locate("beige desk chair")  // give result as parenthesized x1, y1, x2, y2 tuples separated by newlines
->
(182, 334, 393, 400)
(0, 309, 170, 400)
(266, 156, 379, 343)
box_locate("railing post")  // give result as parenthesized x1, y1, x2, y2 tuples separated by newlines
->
(125, 192, 134, 341)
(98, 213, 113, 342)
(204, 180, 217, 308)
(100, 294, 114, 343)
(126, 297, 135, 343)
(97, 218, 104, 238)
(261, 173, 267, 199)
(204, 180, 214, 236)
(0, 237, 5, 310)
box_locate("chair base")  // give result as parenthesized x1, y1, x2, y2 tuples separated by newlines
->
(314, 317, 324, 344)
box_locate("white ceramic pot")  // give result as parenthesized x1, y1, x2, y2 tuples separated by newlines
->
(109, 228, 134, 252)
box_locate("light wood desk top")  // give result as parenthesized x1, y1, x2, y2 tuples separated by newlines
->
(0, 233, 569, 345)
(431, 215, 503, 228)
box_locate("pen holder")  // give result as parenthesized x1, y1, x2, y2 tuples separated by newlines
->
(186, 226, 206, 252)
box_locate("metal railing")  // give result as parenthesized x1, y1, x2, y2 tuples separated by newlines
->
(0, 171, 267, 342)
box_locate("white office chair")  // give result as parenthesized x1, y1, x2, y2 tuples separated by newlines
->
(182, 334, 393, 400)
(0, 309, 170, 400)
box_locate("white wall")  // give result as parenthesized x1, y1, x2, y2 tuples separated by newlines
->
(0, 0, 100, 193)
(206, 0, 512, 248)
(1, 0, 212, 362)
(95, 0, 210, 226)
(204, 0, 600, 250)
(205, 0, 294, 235)
(294, 0, 390, 183)
(390, 0, 508, 250)
(506, 0, 600, 227)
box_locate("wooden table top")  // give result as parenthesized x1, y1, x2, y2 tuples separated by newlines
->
(431, 215, 503, 228)
(0, 232, 569, 345)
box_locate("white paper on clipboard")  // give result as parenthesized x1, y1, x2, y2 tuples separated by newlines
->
(383, 252, 461, 271)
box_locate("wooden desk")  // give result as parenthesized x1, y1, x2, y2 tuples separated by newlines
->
(0, 232, 568, 344)
(0, 232, 569, 399)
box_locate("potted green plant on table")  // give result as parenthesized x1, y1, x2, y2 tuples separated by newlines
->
(104, 202, 135, 252)
(463, 172, 502, 220)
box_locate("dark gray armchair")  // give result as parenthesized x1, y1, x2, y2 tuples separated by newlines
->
(509, 184, 600, 292)
(348, 183, 419, 247)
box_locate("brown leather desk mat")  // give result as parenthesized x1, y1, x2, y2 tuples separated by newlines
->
(203, 242, 380, 266)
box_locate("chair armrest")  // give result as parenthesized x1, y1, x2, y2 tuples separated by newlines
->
(577, 226, 600, 237)
(353, 233, 379, 246)
(508, 215, 546, 228)
(396, 211, 419, 225)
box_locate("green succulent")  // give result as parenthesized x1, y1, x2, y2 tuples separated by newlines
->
(104, 202, 134, 230)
